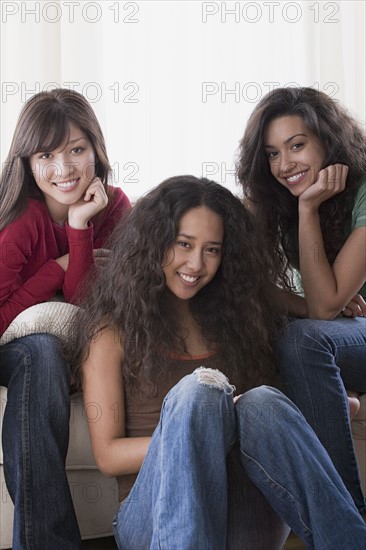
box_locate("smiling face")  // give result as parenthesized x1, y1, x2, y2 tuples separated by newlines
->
(29, 122, 96, 223)
(162, 206, 224, 302)
(264, 115, 326, 197)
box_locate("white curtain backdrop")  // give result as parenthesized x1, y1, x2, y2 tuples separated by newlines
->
(1, 0, 365, 201)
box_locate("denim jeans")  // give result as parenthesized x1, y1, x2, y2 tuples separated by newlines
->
(0, 334, 82, 550)
(276, 317, 366, 514)
(112, 369, 366, 550)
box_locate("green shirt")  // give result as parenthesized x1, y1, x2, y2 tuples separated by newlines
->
(352, 179, 366, 230)
(351, 180, 366, 298)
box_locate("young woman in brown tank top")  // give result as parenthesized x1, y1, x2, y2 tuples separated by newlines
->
(68, 175, 366, 549)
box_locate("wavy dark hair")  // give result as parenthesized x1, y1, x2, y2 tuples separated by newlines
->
(0, 88, 112, 231)
(237, 87, 366, 286)
(69, 175, 285, 394)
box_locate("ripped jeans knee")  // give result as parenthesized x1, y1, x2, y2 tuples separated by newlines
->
(193, 366, 236, 394)
(160, 367, 237, 449)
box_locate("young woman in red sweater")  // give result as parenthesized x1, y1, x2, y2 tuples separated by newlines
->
(0, 88, 130, 549)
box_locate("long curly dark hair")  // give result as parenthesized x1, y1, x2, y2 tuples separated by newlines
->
(69, 176, 285, 394)
(237, 87, 366, 287)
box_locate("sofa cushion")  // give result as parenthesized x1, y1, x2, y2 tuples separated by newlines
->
(0, 302, 78, 347)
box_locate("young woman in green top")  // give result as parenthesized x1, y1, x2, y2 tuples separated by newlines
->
(237, 86, 366, 516)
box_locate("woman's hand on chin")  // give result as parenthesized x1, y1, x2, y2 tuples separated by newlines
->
(68, 177, 108, 229)
(299, 164, 348, 210)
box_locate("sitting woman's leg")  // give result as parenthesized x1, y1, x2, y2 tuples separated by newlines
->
(114, 368, 237, 550)
(226, 447, 290, 550)
(0, 334, 81, 550)
(114, 369, 366, 550)
(276, 317, 366, 513)
(236, 386, 366, 549)
(115, 368, 292, 550)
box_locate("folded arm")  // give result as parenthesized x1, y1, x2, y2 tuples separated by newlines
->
(298, 166, 366, 319)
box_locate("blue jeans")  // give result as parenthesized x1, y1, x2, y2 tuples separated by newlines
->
(0, 334, 81, 549)
(113, 369, 366, 550)
(276, 317, 366, 514)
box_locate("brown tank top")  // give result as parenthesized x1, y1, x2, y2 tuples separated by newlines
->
(117, 352, 223, 502)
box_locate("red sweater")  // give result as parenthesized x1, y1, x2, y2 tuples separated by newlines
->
(0, 186, 131, 335)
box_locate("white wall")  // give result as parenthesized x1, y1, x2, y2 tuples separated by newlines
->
(1, 1, 365, 202)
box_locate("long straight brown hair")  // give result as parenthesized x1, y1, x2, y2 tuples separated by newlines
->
(0, 88, 112, 230)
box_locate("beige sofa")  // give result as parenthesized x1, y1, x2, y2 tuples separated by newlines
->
(0, 389, 119, 549)
(0, 388, 365, 549)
